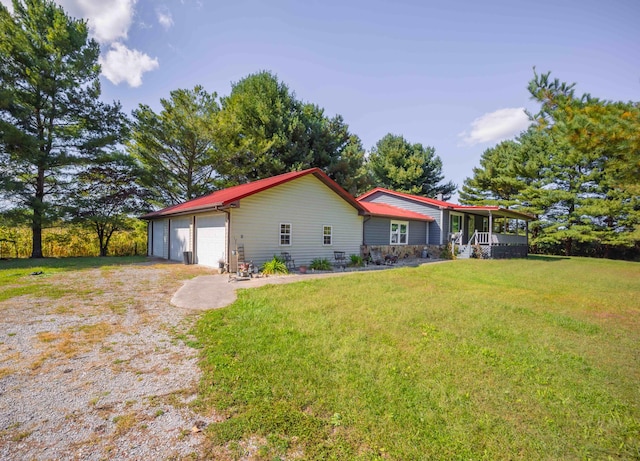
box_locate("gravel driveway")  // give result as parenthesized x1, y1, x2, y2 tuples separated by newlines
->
(0, 262, 220, 460)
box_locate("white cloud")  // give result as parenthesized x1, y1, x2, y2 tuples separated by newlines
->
(459, 108, 531, 146)
(0, 0, 13, 12)
(57, 0, 136, 44)
(156, 7, 173, 30)
(99, 42, 158, 87)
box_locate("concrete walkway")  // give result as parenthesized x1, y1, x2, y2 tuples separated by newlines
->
(171, 271, 360, 310)
(171, 258, 445, 311)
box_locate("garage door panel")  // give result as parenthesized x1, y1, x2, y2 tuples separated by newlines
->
(196, 214, 225, 267)
(170, 218, 191, 261)
(152, 220, 165, 257)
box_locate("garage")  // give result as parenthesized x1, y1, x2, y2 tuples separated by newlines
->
(169, 217, 191, 262)
(151, 220, 166, 258)
(195, 214, 226, 267)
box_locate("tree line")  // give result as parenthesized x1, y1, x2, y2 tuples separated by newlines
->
(0, 0, 454, 258)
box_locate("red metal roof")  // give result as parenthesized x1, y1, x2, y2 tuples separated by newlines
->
(141, 168, 365, 219)
(357, 188, 534, 220)
(359, 201, 434, 222)
(357, 187, 456, 208)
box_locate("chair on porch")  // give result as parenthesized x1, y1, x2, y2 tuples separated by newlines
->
(280, 252, 295, 270)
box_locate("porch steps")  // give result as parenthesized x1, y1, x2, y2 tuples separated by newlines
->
(456, 245, 472, 259)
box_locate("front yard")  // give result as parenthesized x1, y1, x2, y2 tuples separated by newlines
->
(193, 256, 640, 460)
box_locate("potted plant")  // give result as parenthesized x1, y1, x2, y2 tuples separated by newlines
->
(299, 265, 307, 274)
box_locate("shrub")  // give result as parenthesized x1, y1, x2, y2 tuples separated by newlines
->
(261, 256, 288, 275)
(309, 258, 332, 271)
(349, 254, 364, 267)
(440, 243, 456, 260)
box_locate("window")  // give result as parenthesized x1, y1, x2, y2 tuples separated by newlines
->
(280, 223, 291, 245)
(390, 221, 408, 244)
(482, 217, 489, 233)
(323, 225, 332, 245)
(449, 213, 463, 234)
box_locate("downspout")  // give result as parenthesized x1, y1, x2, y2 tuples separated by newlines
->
(222, 208, 231, 271)
(362, 215, 371, 259)
(167, 219, 171, 261)
(191, 216, 196, 263)
(362, 215, 371, 245)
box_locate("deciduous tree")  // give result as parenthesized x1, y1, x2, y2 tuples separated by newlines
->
(66, 154, 149, 256)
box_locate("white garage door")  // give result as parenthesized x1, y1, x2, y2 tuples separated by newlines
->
(170, 217, 191, 261)
(196, 214, 226, 267)
(152, 220, 166, 258)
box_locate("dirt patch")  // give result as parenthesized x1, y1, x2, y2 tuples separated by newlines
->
(0, 262, 219, 460)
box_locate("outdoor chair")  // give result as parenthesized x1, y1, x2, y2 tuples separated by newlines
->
(280, 252, 295, 270)
(369, 248, 384, 265)
(333, 251, 347, 269)
(229, 244, 253, 282)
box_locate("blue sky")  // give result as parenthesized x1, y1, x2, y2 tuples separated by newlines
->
(3, 0, 639, 201)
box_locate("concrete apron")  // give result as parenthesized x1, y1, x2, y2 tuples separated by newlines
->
(170, 271, 359, 311)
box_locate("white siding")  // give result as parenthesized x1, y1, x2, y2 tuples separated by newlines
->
(231, 175, 362, 268)
(195, 213, 226, 267)
(169, 217, 191, 261)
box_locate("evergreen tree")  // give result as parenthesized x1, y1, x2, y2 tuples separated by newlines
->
(216, 71, 369, 192)
(528, 70, 640, 257)
(0, 0, 126, 257)
(368, 133, 456, 199)
(129, 85, 221, 206)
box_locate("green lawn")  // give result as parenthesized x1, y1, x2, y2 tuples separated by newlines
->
(0, 256, 148, 302)
(193, 257, 640, 460)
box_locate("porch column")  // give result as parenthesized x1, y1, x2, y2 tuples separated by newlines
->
(488, 211, 493, 257)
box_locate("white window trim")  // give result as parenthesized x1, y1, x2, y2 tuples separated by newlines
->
(279, 223, 292, 246)
(390, 220, 409, 245)
(323, 225, 333, 246)
(449, 212, 464, 236)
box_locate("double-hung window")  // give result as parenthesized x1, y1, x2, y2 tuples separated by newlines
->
(390, 221, 408, 244)
(280, 223, 291, 245)
(450, 213, 463, 234)
(323, 225, 332, 245)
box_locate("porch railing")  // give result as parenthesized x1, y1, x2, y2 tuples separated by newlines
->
(469, 231, 526, 246)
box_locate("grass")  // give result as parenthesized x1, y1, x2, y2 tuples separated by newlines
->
(0, 256, 147, 302)
(193, 256, 640, 460)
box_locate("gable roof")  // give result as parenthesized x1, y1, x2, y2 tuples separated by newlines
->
(359, 201, 434, 222)
(357, 187, 455, 209)
(357, 187, 534, 221)
(141, 168, 365, 219)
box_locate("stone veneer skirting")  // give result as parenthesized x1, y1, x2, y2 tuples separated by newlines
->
(361, 244, 443, 261)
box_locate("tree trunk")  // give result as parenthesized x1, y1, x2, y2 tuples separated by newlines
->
(31, 166, 45, 258)
(564, 237, 572, 257)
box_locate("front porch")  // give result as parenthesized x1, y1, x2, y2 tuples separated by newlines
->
(450, 210, 532, 259)
(455, 231, 528, 259)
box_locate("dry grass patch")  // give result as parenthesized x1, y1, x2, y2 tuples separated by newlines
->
(113, 412, 143, 436)
(0, 367, 14, 379)
(33, 322, 119, 370)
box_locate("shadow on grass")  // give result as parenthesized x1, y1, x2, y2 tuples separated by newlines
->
(527, 255, 571, 262)
(0, 255, 150, 272)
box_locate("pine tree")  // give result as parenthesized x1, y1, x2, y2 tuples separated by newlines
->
(0, 0, 126, 257)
